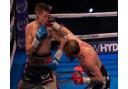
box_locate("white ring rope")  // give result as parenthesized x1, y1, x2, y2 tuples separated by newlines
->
(28, 11, 117, 39)
(10, 16, 15, 41)
(51, 32, 117, 41)
(10, 0, 14, 13)
(76, 32, 118, 40)
(10, 40, 16, 69)
(10, 16, 16, 70)
(10, 16, 15, 29)
(29, 11, 117, 19)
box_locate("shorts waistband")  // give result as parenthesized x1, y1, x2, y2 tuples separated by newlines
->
(27, 53, 52, 66)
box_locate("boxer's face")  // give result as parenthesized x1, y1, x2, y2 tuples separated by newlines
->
(37, 10, 49, 25)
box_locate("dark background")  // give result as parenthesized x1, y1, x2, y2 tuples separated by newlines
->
(28, 0, 117, 13)
(28, 0, 118, 35)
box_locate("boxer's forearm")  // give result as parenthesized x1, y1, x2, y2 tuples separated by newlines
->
(52, 22, 73, 36)
(54, 49, 63, 60)
(53, 23, 67, 36)
(47, 16, 73, 36)
(47, 49, 63, 70)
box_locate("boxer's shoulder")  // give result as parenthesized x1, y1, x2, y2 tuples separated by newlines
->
(26, 21, 38, 29)
(26, 21, 39, 35)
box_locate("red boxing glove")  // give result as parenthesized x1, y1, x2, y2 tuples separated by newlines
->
(45, 15, 55, 27)
(72, 71, 84, 84)
(46, 57, 52, 64)
(45, 15, 61, 30)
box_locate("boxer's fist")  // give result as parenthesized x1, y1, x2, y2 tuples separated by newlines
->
(32, 25, 47, 48)
(48, 15, 55, 23)
(45, 15, 55, 27)
(47, 57, 60, 70)
(72, 71, 84, 84)
(46, 15, 61, 30)
(36, 25, 47, 41)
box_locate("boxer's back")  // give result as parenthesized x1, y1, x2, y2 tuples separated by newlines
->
(77, 40, 102, 75)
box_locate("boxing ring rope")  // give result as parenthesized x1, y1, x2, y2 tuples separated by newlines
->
(10, 16, 16, 69)
(29, 11, 118, 41)
(10, 40, 16, 69)
(29, 11, 117, 19)
(10, 0, 14, 13)
(29, 11, 118, 39)
(10, 11, 117, 69)
(10, 0, 16, 69)
(10, 16, 15, 41)
(76, 32, 117, 40)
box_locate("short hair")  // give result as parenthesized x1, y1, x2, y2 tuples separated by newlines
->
(64, 40, 80, 55)
(35, 3, 52, 14)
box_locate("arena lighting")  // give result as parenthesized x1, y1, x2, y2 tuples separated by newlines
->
(89, 8, 93, 12)
(29, 11, 117, 19)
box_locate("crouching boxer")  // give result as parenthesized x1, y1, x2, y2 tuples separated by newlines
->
(47, 22, 110, 89)
(41, 15, 110, 89)
(18, 3, 65, 89)
(64, 38, 110, 89)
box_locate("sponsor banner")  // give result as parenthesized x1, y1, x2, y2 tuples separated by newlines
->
(15, 0, 28, 49)
(89, 41, 118, 54)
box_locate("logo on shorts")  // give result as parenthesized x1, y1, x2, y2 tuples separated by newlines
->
(16, 0, 28, 14)
(41, 73, 50, 80)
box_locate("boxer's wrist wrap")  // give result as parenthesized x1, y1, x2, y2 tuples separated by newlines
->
(32, 25, 47, 48)
(83, 77, 91, 84)
(52, 22, 61, 31)
(47, 49, 61, 71)
(47, 57, 60, 70)
(54, 49, 63, 60)
(53, 57, 60, 66)
(32, 38, 41, 48)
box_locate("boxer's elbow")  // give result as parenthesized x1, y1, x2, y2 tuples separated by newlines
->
(59, 39, 66, 48)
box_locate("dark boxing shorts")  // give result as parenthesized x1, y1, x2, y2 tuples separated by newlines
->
(85, 65, 110, 89)
(22, 53, 54, 85)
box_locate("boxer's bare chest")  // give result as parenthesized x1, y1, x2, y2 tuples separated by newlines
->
(30, 23, 52, 55)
